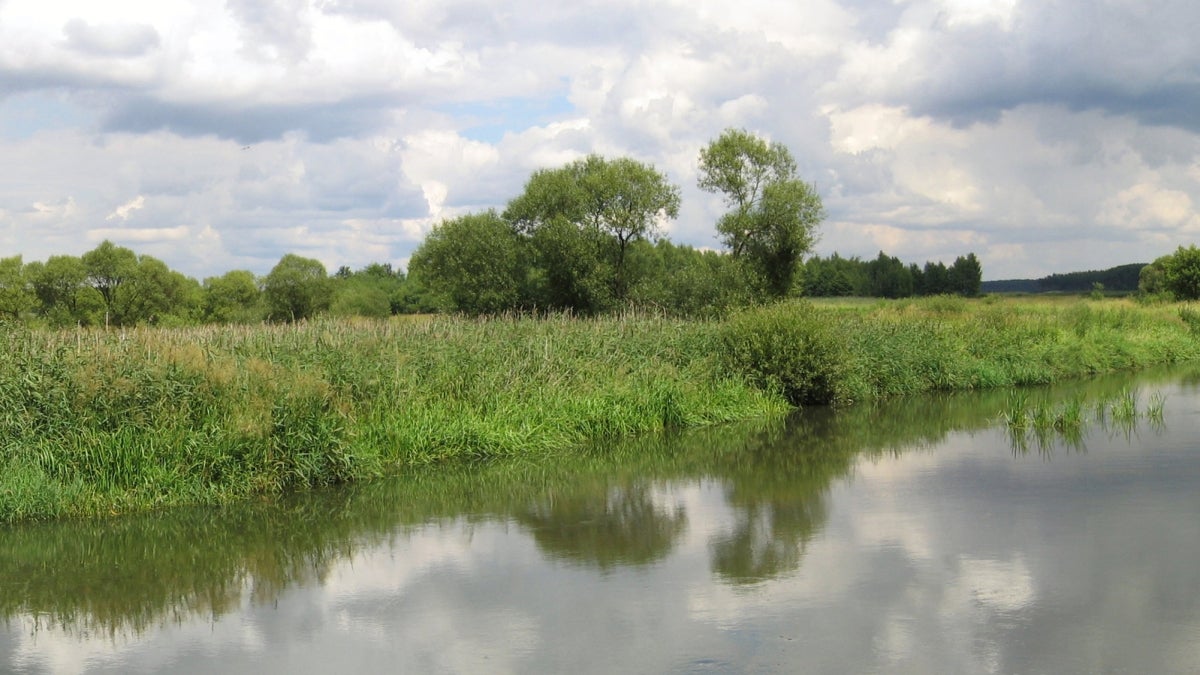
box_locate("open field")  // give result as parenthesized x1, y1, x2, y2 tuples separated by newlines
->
(2, 295, 1198, 522)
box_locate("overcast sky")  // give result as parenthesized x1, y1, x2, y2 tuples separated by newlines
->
(2, 0, 1198, 280)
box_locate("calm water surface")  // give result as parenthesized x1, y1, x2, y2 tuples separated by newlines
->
(3, 370, 1200, 674)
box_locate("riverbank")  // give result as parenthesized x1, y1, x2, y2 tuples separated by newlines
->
(2, 296, 1198, 522)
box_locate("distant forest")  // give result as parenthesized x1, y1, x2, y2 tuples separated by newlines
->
(981, 263, 1146, 294)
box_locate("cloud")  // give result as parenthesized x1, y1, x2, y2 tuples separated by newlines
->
(62, 18, 161, 57)
(0, 0, 1197, 279)
(88, 224, 189, 242)
(105, 195, 145, 221)
(225, 0, 313, 64)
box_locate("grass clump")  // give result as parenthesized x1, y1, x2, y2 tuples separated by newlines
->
(718, 301, 846, 406)
(1000, 386, 1170, 454)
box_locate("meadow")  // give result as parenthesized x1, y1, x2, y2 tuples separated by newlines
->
(2, 295, 1198, 522)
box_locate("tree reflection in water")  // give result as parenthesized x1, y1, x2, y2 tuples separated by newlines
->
(516, 483, 687, 570)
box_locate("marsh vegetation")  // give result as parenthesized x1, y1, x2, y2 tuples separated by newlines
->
(2, 294, 1199, 522)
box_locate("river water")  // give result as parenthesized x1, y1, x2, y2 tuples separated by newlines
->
(3, 369, 1200, 674)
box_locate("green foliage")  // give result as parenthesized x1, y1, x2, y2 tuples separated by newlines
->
(262, 254, 331, 322)
(115, 255, 202, 325)
(330, 281, 391, 318)
(949, 253, 983, 297)
(26, 255, 95, 326)
(922, 260, 951, 295)
(1139, 257, 1169, 297)
(1178, 305, 1200, 335)
(627, 240, 754, 316)
(1161, 245, 1200, 300)
(0, 315, 785, 522)
(81, 240, 138, 322)
(1037, 263, 1145, 293)
(526, 217, 615, 314)
(408, 210, 525, 315)
(0, 255, 33, 319)
(698, 129, 822, 299)
(203, 270, 262, 323)
(505, 154, 681, 305)
(2, 296, 1200, 523)
(719, 301, 846, 405)
(866, 251, 913, 298)
(803, 253, 866, 296)
(804, 251, 983, 299)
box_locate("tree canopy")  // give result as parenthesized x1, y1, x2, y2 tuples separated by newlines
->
(1159, 245, 1200, 300)
(698, 129, 822, 298)
(408, 210, 525, 316)
(263, 254, 331, 322)
(505, 154, 680, 304)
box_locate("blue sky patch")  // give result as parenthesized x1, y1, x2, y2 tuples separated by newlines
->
(441, 94, 575, 144)
(0, 92, 95, 140)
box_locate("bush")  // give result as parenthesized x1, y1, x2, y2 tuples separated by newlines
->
(718, 301, 846, 406)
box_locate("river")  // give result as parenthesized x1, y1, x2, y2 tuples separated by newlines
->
(3, 368, 1199, 674)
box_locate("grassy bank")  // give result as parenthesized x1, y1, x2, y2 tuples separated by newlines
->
(728, 296, 1200, 405)
(3, 295, 1199, 522)
(0, 314, 784, 522)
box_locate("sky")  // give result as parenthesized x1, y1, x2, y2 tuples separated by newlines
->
(1, 0, 1199, 281)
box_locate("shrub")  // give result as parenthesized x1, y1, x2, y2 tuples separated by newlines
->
(718, 301, 846, 406)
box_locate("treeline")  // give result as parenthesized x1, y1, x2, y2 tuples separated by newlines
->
(981, 263, 1145, 294)
(0, 129, 986, 326)
(0, 242, 424, 328)
(803, 251, 982, 298)
(0, 238, 774, 326)
(0, 237, 982, 330)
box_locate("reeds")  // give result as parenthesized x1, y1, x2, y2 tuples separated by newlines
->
(3, 295, 1199, 523)
(0, 315, 787, 522)
(1000, 386, 1169, 454)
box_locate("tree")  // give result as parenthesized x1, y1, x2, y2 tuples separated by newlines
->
(263, 254, 331, 322)
(803, 254, 866, 297)
(866, 252, 913, 298)
(330, 282, 392, 318)
(627, 239, 753, 316)
(82, 240, 138, 326)
(27, 255, 87, 323)
(948, 253, 983, 297)
(408, 210, 525, 315)
(526, 217, 614, 314)
(329, 263, 406, 318)
(1161, 245, 1200, 300)
(203, 270, 262, 323)
(908, 263, 925, 296)
(0, 256, 33, 320)
(114, 255, 201, 325)
(505, 154, 680, 303)
(697, 128, 823, 299)
(922, 261, 951, 295)
(1139, 256, 1170, 297)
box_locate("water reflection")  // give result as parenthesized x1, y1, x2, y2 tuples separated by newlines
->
(515, 483, 687, 570)
(3, 365, 1200, 674)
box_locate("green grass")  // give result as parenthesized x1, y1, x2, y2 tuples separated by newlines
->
(0, 314, 785, 522)
(1000, 385, 1170, 454)
(3, 294, 1200, 523)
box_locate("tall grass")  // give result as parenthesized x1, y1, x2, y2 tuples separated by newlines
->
(0, 314, 785, 522)
(3, 295, 1199, 523)
(724, 297, 1200, 405)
